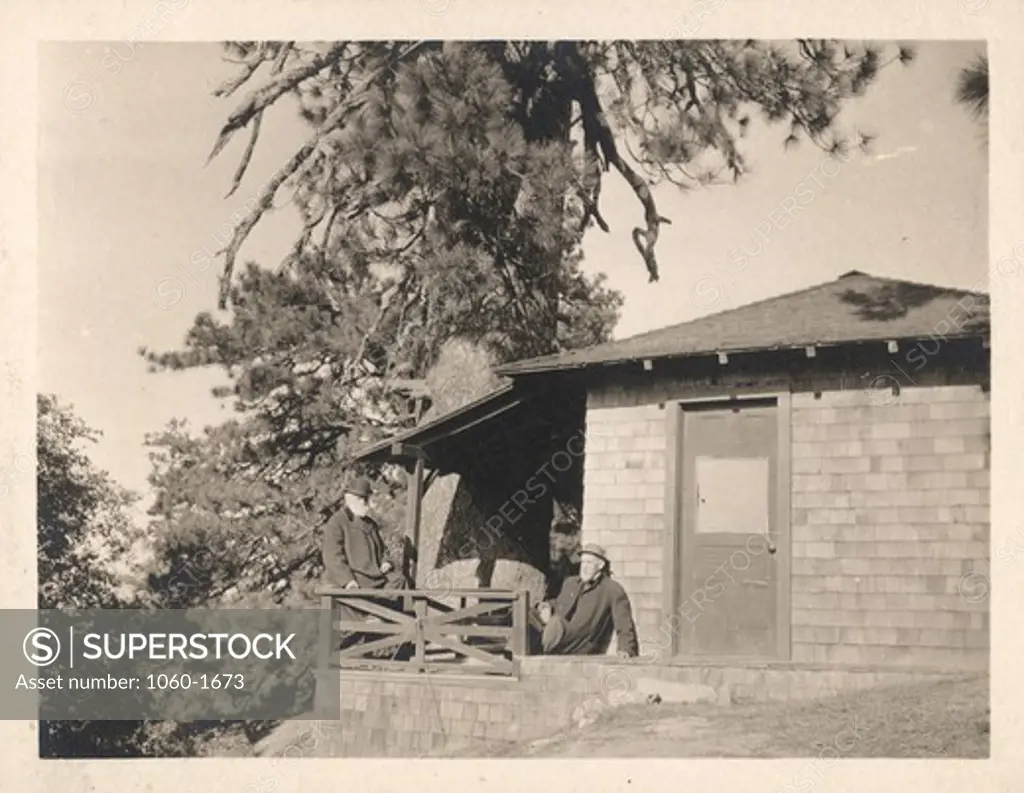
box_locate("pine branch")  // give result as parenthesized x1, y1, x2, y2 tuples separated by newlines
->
(214, 44, 432, 309)
(225, 111, 263, 199)
(207, 42, 351, 167)
(579, 98, 610, 233)
(574, 54, 670, 282)
(271, 42, 294, 74)
(213, 56, 266, 99)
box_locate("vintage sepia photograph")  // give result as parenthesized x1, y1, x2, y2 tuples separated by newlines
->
(34, 34, 990, 761)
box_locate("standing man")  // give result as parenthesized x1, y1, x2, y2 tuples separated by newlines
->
(536, 543, 639, 658)
(322, 476, 408, 657)
(322, 476, 405, 591)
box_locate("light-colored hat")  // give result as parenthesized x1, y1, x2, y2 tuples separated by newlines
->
(579, 543, 610, 566)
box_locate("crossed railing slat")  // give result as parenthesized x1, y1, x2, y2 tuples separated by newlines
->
(317, 587, 530, 677)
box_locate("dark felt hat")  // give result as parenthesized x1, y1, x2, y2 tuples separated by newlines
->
(345, 476, 372, 499)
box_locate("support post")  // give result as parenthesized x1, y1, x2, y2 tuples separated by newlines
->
(511, 589, 530, 658)
(407, 455, 425, 586)
(317, 594, 335, 674)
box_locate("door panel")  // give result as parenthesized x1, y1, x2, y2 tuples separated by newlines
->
(677, 402, 781, 659)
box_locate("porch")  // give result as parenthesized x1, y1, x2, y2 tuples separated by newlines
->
(353, 377, 587, 605)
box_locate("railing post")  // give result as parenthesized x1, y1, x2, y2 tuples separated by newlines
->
(413, 595, 427, 672)
(318, 593, 335, 673)
(511, 589, 529, 657)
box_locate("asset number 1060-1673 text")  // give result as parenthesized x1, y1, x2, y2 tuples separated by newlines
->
(146, 673, 245, 690)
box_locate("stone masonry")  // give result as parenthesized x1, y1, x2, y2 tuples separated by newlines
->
(580, 368, 990, 672)
(303, 658, 966, 757)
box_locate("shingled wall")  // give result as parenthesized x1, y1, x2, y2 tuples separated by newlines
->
(580, 360, 989, 672)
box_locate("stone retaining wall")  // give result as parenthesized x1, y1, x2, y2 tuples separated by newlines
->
(309, 658, 962, 756)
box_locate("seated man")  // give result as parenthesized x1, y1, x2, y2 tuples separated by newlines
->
(536, 543, 639, 658)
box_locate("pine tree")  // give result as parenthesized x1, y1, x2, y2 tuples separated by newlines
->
(956, 54, 988, 123)
(138, 40, 914, 610)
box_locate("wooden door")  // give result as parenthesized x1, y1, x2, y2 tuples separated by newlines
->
(676, 400, 786, 660)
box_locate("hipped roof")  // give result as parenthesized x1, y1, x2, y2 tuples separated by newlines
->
(354, 270, 989, 466)
(494, 270, 989, 376)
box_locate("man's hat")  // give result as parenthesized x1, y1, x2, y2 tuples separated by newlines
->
(345, 476, 372, 499)
(579, 543, 610, 566)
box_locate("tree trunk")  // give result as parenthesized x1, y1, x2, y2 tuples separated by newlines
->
(519, 41, 577, 354)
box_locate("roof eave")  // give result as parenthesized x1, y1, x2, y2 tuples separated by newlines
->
(350, 382, 522, 466)
(493, 329, 991, 377)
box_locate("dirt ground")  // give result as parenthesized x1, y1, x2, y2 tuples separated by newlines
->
(251, 673, 988, 759)
(452, 674, 989, 758)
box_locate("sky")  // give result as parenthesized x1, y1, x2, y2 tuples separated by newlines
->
(38, 40, 987, 516)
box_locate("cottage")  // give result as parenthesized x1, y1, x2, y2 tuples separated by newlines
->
(352, 270, 990, 673)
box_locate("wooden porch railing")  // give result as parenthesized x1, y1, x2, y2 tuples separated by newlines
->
(316, 587, 531, 677)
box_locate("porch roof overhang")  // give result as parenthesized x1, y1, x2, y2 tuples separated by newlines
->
(351, 382, 527, 471)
